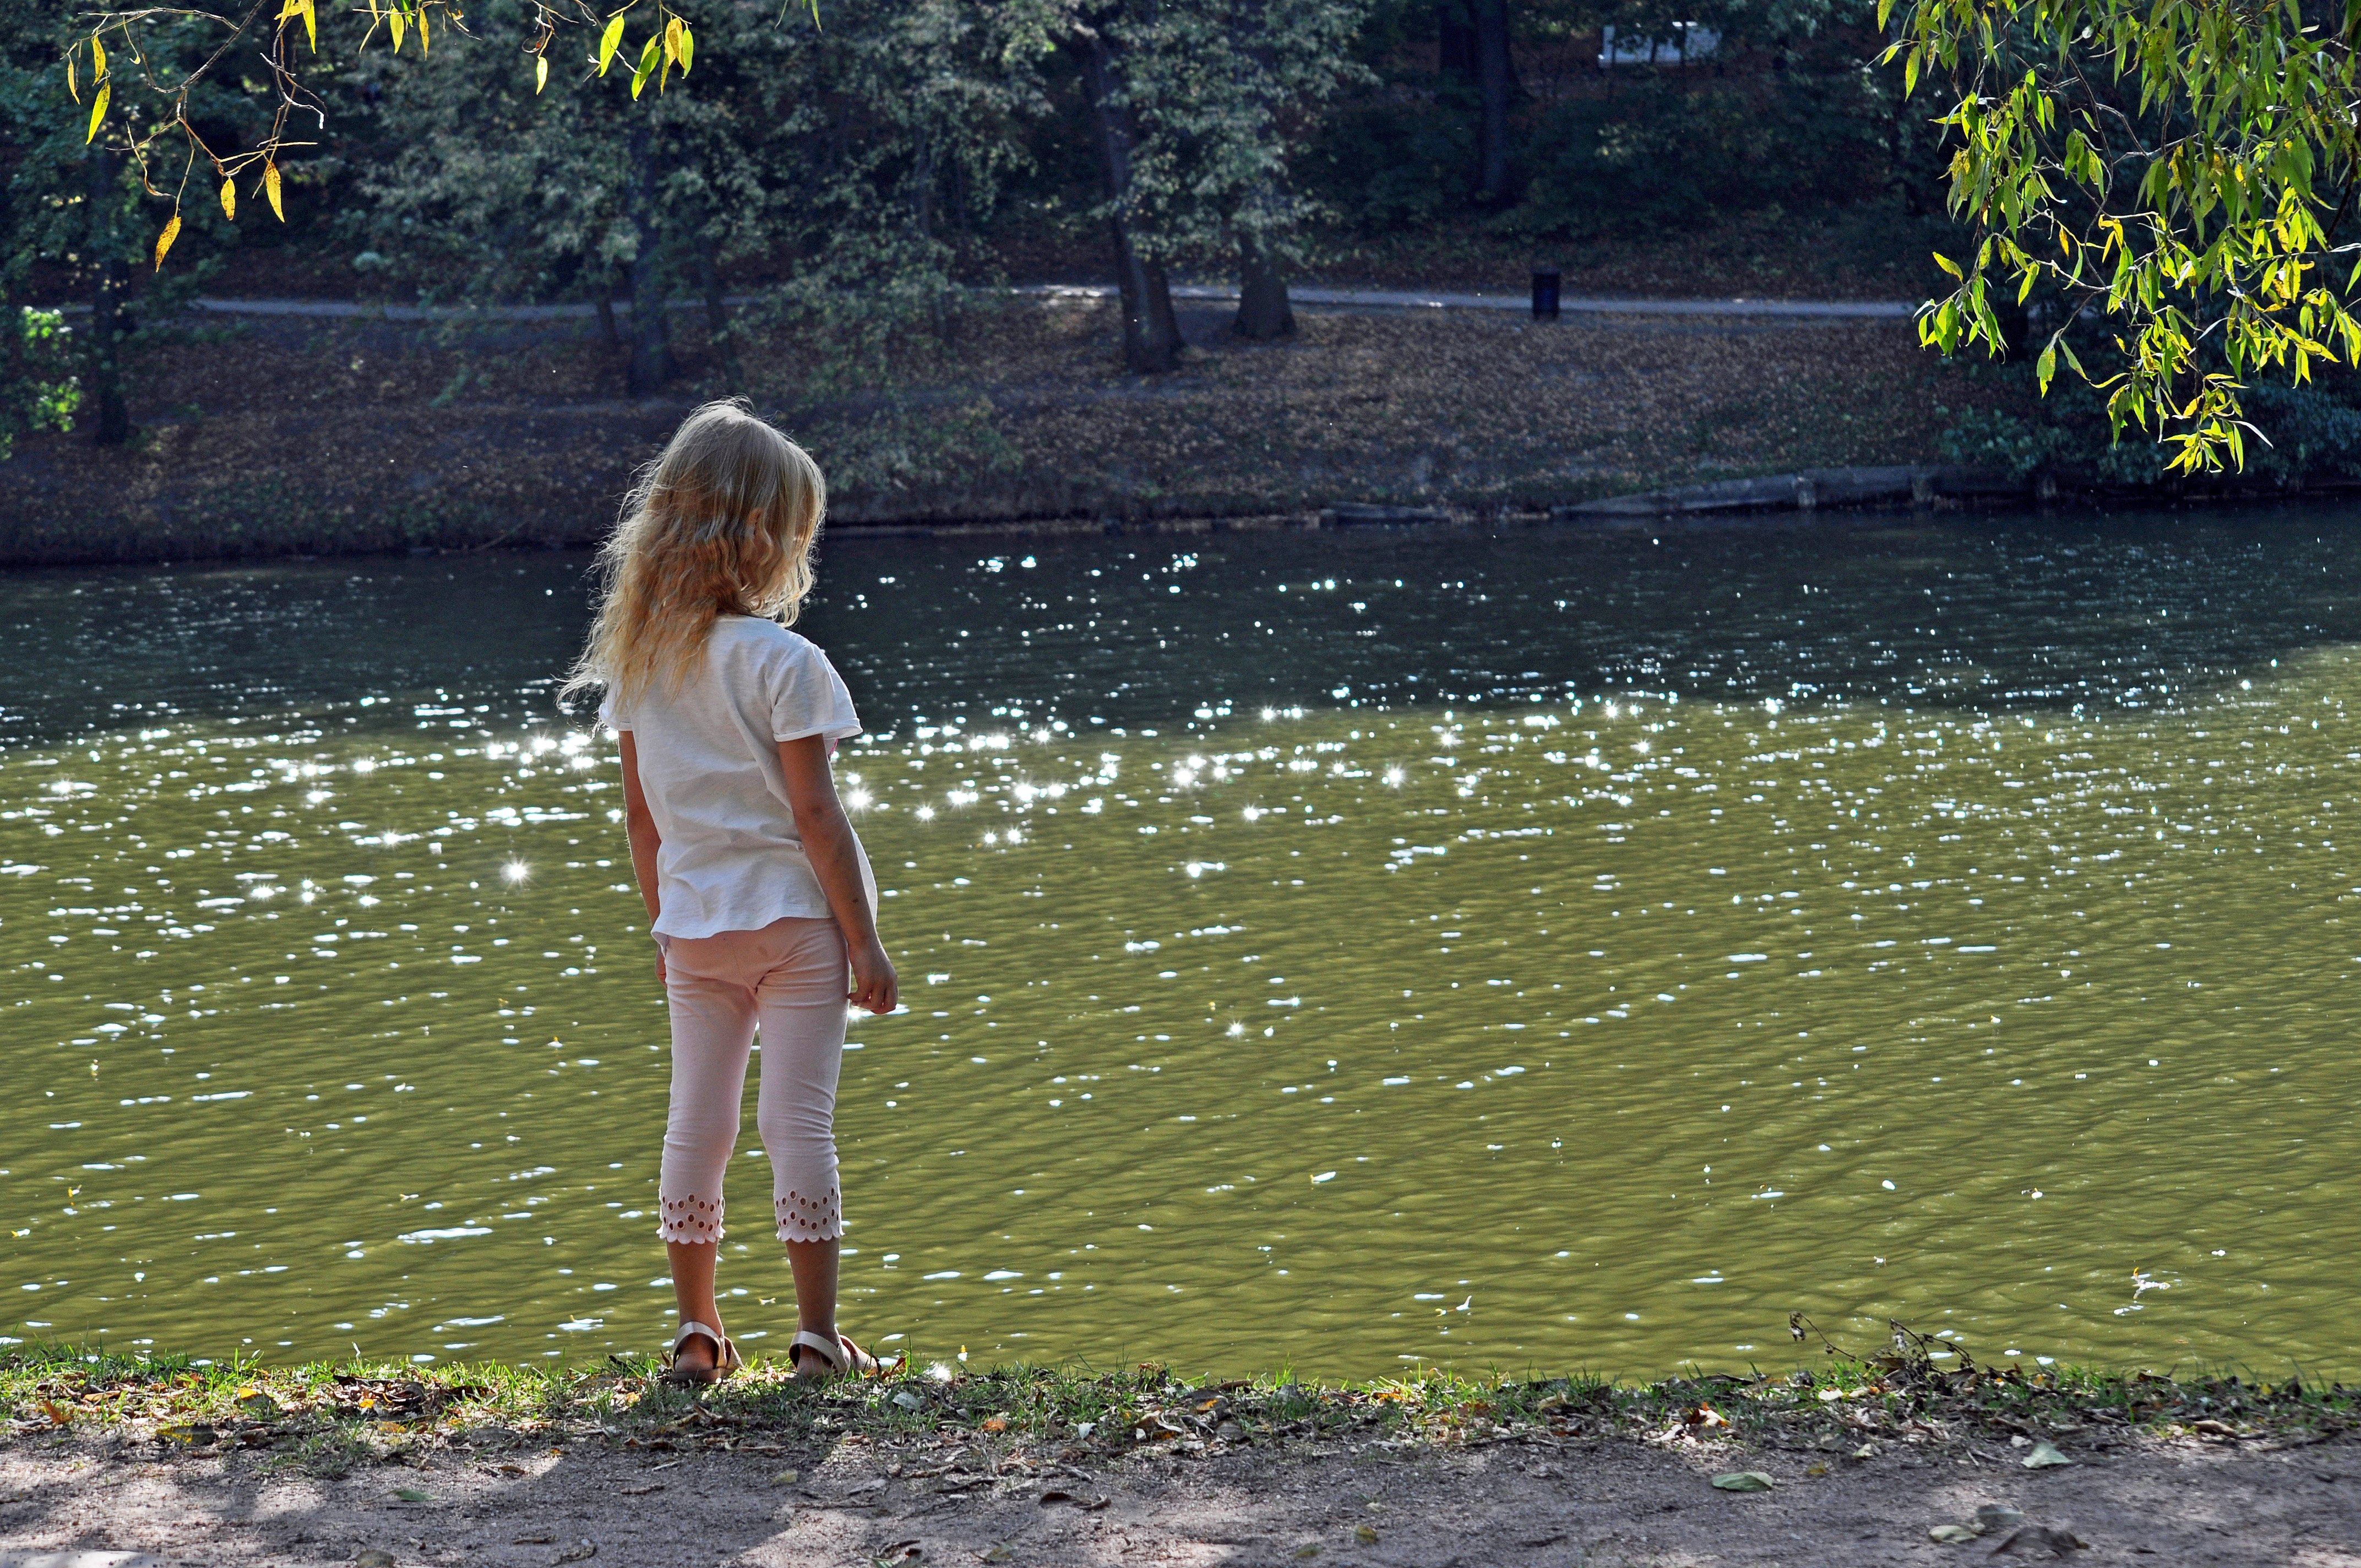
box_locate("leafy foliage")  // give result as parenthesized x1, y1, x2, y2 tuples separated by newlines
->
(0, 308, 81, 460)
(1892, 0, 2361, 471)
(66, 0, 718, 267)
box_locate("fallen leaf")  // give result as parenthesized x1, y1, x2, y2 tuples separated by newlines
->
(391, 1487, 431, 1502)
(977, 1548, 1014, 1565)
(771, 1468, 801, 1485)
(1354, 1524, 1379, 1544)
(513, 1536, 554, 1545)
(355, 1553, 395, 1568)
(1711, 1471, 1775, 1492)
(619, 1482, 662, 1496)
(1929, 1524, 1977, 1544)
(983, 1417, 1008, 1433)
(498, 1464, 527, 1477)
(1803, 1462, 1831, 1478)
(2022, 1441, 2073, 1469)
(553, 1540, 598, 1564)
(1293, 1550, 1320, 1562)
(1038, 1488, 1108, 1511)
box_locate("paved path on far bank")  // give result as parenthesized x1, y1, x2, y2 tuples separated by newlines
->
(174, 281, 1918, 325)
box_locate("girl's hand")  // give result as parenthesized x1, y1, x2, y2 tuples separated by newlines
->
(655, 948, 668, 987)
(848, 938, 897, 1016)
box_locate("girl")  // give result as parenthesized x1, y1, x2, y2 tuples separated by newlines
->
(564, 399, 896, 1385)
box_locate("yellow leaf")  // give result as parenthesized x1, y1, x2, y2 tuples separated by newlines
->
(302, 0, 317, 52)
(389, 7, 406, 50)
(220, 177, 236, 220)
(92, 34, 105, 81)
(536, 53, 549, 92)
(265, 161, 285, 221)
(85, 81, 107, 144)
(665, 13, 684, 65)
(677, 24, 693, 72)
(597, 12, 625, 73)
(66, 51, 77, 103)
(418, 3, 429, 53)
(154, 213, 181, 269)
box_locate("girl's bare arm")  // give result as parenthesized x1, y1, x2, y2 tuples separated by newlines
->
(619, 732, 666, 981)
(779, 735, 899, 1015)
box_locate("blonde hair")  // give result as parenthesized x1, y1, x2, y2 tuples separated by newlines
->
(563, 399, 827, 712)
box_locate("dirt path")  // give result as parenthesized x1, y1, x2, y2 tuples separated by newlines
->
(4, 1426, 2355, 1567)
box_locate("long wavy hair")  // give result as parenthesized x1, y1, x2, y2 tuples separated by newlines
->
(563, 400, 827, 713)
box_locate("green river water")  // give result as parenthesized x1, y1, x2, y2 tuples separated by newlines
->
(4, 514, 2359, 1379)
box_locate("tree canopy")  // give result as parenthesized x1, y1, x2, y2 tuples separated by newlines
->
(1895, 0, 2361, 470)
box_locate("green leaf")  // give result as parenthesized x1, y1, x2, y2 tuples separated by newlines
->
(631, 34, 659, 97)
(2036, 344, 2057, 392)
(1712, 1472, 1775, 1493)
(597, 12, 625, 74)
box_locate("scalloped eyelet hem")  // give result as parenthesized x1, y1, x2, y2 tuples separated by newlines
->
(658, 1194, 724, 1244)
(774, 1186, 842, 1244)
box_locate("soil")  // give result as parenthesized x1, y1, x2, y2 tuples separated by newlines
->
(2, 1422, 2354, 1566)
(0, 292, 1996, 566)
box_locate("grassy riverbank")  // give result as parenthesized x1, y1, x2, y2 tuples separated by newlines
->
(0, 296, 1975, 567)
(7, 1337, 2355, 1566)
(7, 1333, 2351, 1473)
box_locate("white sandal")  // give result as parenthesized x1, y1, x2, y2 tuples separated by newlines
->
(662, 1320, 742, 1386)
(789, 1329, 878, 1382)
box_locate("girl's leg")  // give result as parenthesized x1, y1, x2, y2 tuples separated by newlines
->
(750, 918, 851, 1364)
(659, 941, 760, 1374)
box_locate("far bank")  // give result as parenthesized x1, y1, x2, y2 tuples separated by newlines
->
(1, 295, 1979, 567)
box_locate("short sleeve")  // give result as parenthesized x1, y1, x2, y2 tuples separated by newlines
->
(597, 685, 632, 733)
(770, 640, 861, 745)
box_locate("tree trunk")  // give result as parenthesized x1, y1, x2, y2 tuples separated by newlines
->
(624, 127, 672, 397)
(697, 239, 742, 392)
(83, 154, 132, 447)
(595, 271, 621, 349)
(1233, 231, 1294, 340)
(1473, 0, 1515, 203)
(1438, 0, 1478, 79)
(1076, 25, 1183, 374)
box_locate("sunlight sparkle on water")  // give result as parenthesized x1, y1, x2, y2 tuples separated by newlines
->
(8, 518, 2361, 1378)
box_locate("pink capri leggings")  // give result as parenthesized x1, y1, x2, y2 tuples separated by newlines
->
(655, 917, 847, 1245)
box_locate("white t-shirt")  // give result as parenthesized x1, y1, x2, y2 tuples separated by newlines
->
(601, 616, 877, 939)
